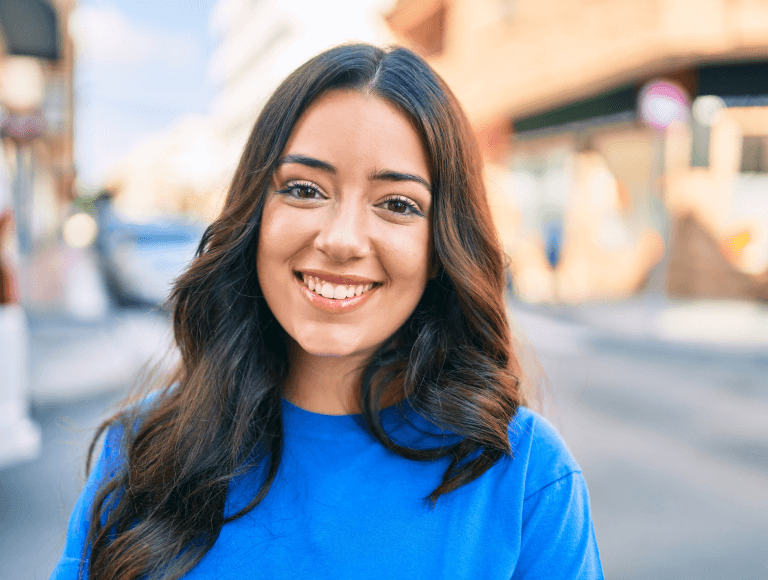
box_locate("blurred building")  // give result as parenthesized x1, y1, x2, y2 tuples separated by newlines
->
(1, 0, 76, 252)
(208, 0, 395, 162)
(108, 0, 397, 221)
(1, 0, 79, 315)
(387, 0, 768, 303)
(0, 0, 76, 467)
(105, 114, 231, 222)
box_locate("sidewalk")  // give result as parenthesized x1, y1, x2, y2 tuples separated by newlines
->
(28, 308, 175, 403)
(22, 243, 177, 403)
(508, 296, 768, 362)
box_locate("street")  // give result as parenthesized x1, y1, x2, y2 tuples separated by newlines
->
(537, 344, 768, 579)
(0, 391, 125, 580)
(1, 313, 767, 579)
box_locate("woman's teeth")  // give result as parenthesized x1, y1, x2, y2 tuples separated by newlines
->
(301, 274, 374, 300)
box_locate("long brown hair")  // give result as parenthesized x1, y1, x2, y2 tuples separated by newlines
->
(83, 43, 525, 580)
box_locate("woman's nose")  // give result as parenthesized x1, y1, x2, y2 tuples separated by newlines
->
(313, 201, 371, 262)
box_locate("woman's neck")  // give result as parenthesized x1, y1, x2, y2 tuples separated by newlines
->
(283, 342, 369, 415)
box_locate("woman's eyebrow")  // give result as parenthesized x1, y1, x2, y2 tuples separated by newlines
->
(275, 155, 431, 193)
(276, 154, 336, 174)
(370, 169, 432, 193)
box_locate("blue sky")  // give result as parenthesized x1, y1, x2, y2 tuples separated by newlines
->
(72, 0, 218, 188)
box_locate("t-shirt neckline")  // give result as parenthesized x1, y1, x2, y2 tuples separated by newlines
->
(280, 397, 376, 439)
(280, 397, 423, 440)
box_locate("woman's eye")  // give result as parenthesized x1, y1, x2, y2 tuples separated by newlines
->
(382, 197, 422, 216)
(279, 183, 322, 200)
(294, 186, 318, 199)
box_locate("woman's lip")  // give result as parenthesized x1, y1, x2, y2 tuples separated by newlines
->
(298, 269, 379, 286)
(296, 275, 377, 313)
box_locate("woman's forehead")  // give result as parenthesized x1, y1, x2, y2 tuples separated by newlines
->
(280, 90, 431, 186)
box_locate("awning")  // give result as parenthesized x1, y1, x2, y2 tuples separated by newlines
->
(0, 0, 60, 61)
(514, 85, 637, 135)
(514, 60, 768, 135)
(698, 61, 768, 107)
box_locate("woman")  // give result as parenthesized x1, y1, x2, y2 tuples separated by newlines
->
(52, 44, 603, 580)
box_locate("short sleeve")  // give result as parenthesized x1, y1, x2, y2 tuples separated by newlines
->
(512, 471, 603, 580)
(49, 423, 126, 580)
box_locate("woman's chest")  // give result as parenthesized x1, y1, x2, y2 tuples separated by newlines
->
(185, 443, 523, 579)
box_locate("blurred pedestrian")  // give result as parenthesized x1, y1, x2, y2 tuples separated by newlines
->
(51, 44, 603, 580)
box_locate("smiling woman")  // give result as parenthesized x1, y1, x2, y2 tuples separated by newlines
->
(50, 44, 603, 580)
(258, 90, 433, 411)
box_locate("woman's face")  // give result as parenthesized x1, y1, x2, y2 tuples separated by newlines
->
(256, 89, 432, 361)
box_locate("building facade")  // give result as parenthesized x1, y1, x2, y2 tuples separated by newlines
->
(387, 0, 768, 303)
(0, 0, 76, 467)
(207, 0, 397, 181)
(108, 0, 398, 221)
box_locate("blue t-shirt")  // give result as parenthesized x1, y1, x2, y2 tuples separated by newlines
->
(51, 399, 603, 579)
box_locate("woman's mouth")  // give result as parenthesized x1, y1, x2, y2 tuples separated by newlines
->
(294, 272, 380, 312)
(299, 273, 377, 300)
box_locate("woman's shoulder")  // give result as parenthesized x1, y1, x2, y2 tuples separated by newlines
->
(97, 388, 171, 465)
(50, 389, 174, 576)
(117, 386, 173, 427)
(506, 406, 582, 498)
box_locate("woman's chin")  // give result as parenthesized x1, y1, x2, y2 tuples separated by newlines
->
(293, 336, 375, 361)
(302, 345, 364, 359)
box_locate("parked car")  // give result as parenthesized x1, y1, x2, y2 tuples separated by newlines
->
(93, 195, 207, 307)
